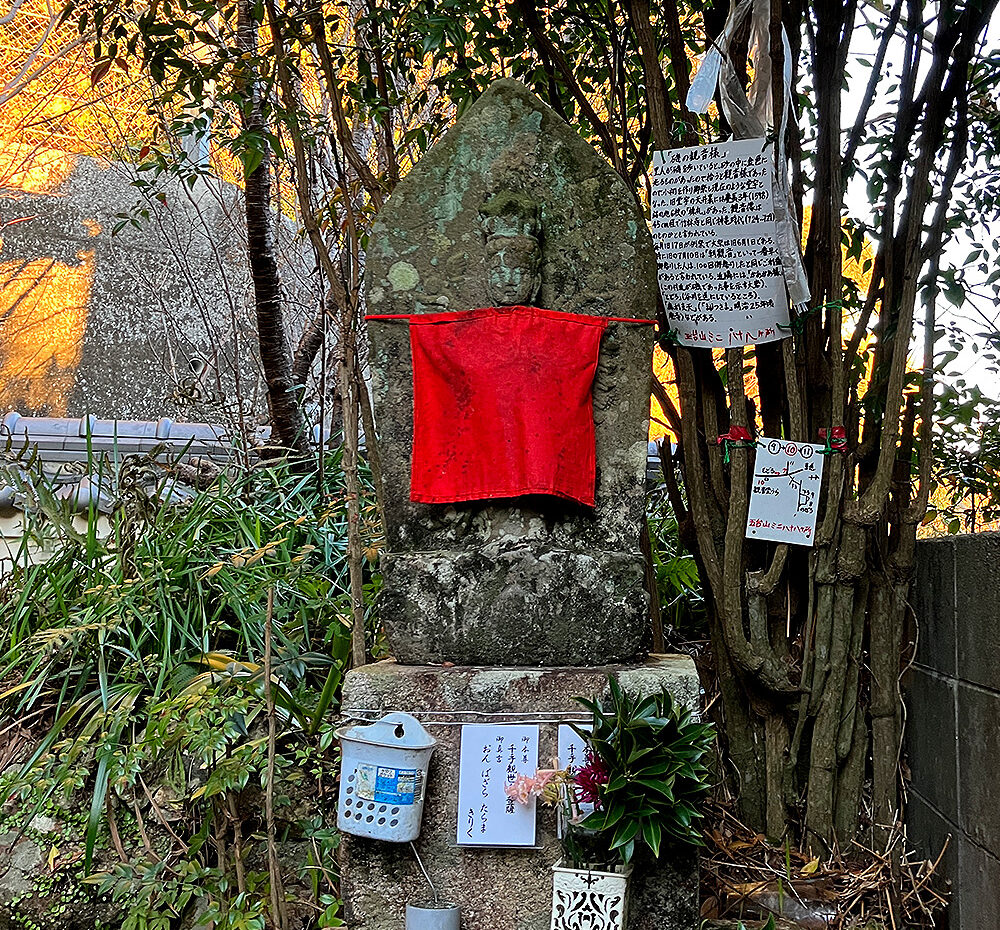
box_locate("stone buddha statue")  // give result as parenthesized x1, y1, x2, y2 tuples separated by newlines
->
(365, 79, 657, 667)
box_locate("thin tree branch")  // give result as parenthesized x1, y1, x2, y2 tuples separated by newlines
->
(512, 0, 622, 168)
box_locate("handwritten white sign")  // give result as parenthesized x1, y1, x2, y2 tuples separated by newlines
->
(651, 139, 790, 348)
(746, 439, 824, 546)
(557, 724, 594, 829)
(456, 724, 538, 847)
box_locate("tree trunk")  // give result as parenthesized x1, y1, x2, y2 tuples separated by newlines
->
(625, 0, 998, 853)
(236, 0, 310, 456)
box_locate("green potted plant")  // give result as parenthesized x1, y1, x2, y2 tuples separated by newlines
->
(507, 677, 714, 930)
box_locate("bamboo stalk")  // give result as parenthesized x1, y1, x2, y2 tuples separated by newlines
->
(264, 588, 288, 930)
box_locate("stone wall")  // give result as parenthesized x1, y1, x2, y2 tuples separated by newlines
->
(0, 147, 311, 425)
(906, 532, 1000, 930)
(0, 511, 111, 575)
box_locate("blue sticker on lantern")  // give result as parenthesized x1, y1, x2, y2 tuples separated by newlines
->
(371, 766, 417, 805)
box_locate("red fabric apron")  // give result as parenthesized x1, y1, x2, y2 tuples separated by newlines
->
(367, 306, 654, 507)
(413, 306, 608, 506)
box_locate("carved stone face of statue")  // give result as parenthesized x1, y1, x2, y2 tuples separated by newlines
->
(480, 191, 541, 307)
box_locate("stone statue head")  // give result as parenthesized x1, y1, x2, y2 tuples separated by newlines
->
(479, 191, 541, 307)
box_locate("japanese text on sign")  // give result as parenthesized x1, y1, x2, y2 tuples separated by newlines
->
(746, 439, 825, 546)
(557, 724, 594, 826)
(651, 139, 791, 348)
(456, 724, 539, 847)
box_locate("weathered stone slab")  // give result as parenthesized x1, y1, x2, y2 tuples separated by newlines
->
(905, 790, 957, 923)
(957, 838, 1000, 930)
(954, 532, 1000, 691)
(957, 679, 1000, 852)
(338, 658, 700, 930)
(379, 548, 646, 667)
(912, 536, 956, 676)
(903, 667, 958, 824)
(365, 79, 657, 666)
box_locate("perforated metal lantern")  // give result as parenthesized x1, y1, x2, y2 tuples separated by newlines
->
(336, 712, 436, 842)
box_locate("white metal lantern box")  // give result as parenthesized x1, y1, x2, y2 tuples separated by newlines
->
(336, 712, 437, 842)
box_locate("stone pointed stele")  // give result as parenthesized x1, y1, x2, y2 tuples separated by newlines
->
(366, 79, 657, 667)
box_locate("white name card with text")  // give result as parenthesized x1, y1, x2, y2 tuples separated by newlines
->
(456, 724, 539, 847)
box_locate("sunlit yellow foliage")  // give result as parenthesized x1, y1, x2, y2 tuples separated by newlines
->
(0, 250, 94, 416)
(919, 481, 1000, 538)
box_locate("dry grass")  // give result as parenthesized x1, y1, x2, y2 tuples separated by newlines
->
(699, 801, 949, 929)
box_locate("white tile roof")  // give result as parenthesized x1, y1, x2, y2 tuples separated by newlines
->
(0, 414, 270, 515)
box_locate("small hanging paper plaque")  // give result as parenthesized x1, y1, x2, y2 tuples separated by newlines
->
(746, 439, 824, 546)
(456, 724, 539, 847)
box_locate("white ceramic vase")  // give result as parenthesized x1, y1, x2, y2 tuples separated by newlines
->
(550, 861, 633, 930)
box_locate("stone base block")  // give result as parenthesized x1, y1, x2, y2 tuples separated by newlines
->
(339, 658, 700, 930)
(380, 546, 648, 666)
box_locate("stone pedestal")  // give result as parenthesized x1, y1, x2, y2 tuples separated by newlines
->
(339, 659, 701, 930)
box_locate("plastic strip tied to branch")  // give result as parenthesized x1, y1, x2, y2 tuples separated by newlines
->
(686, 0, 810, 309)
(658, 327, 682, 347)
(777, 299, 843, 335)
(818, 426, 847, 454)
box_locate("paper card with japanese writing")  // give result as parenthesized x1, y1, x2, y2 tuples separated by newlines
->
(557, 723, 590, 776)
(746, 439, 825, 546)
(456, 724, 539, 847)
(651, 138, 790, 348)
(557, 724, 594, 832)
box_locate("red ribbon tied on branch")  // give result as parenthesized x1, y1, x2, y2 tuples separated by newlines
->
(716, 426, 756, 464)
(818, 426, 847, 453)
(717, 426, 754, 445)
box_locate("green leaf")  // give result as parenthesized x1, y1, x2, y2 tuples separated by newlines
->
(642, 819, 662, 858)
(634, 777, 676, 800)
(605, 774, 628, 792)
(610, 819, 640, 849)
(85, 751, 110, 873)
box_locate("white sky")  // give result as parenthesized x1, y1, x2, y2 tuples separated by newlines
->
(836, 3, 1000, 399)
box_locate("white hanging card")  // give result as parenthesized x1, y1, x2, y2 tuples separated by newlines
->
(557, 724, 594, 830)
(556, 723, 589, 775)
(746, 439, 824, 546)
(456, 724, 538, 847)
(651, 138, 791, 348)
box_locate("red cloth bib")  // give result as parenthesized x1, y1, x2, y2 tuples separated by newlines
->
(405, 306, 607, 507)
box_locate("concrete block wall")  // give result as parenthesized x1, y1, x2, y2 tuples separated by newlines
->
(907, 532, 1000, 929)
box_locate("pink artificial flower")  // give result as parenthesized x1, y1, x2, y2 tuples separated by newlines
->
(574, 750, 609, 805)
(505, 769, 561, 805)
(534, 769, 558, 790)
(506, 775, 535, 805)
